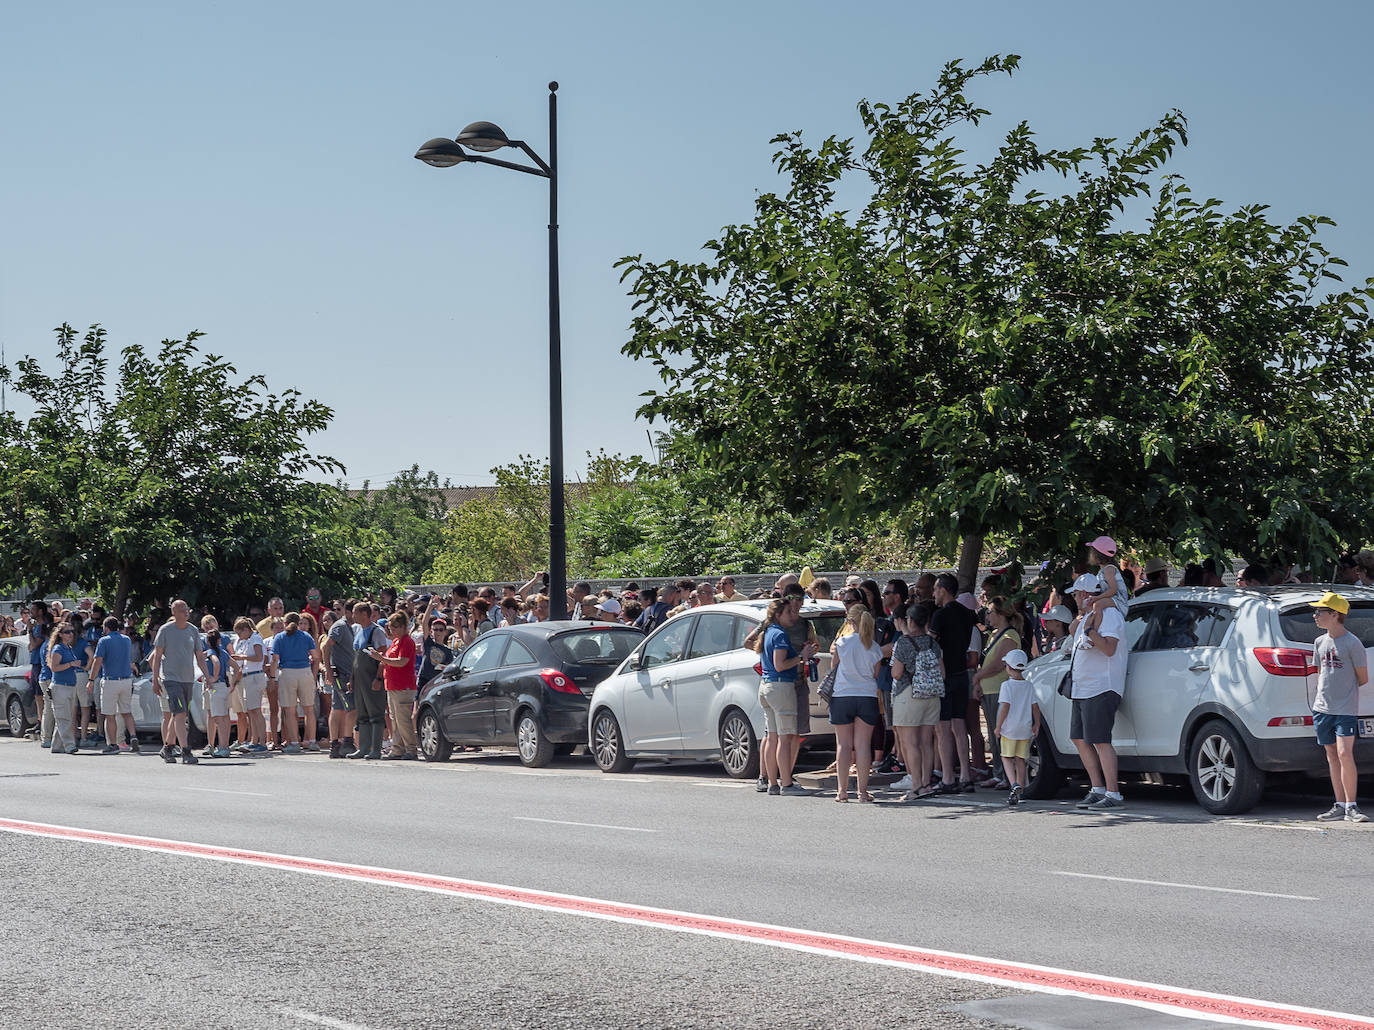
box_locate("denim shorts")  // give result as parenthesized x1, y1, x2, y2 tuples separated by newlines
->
(1314, 711, 1358, 747)
(828, 695, 880, 726)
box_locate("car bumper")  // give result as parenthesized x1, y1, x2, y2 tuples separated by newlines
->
(1250, 732, 1374, 773)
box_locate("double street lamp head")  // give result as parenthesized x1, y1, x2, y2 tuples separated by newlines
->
(413, 138, 467, 168)
(455, 120, 512, 152)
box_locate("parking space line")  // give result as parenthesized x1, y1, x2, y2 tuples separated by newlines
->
(182, 787, 273, 798)
(1049, 870, 1317, 901)
(273, 1005, 381, 1030)
(514, 816, 656, 833)
(0, 816, 1365, 1030)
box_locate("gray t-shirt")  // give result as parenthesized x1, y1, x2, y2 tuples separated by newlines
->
(1313, 630, 1367, 716)
(154, 622, 203, 683)
(327, 619, 354, 676)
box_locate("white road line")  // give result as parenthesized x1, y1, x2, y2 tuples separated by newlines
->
(181, 787, 273, 798)
(691, 781, 750, 789)
(514, 816, 656, 833)
(273, 1005, 381, 1030)
(1049, 871, 1317, 901)
(1227, 820, 1335, 834)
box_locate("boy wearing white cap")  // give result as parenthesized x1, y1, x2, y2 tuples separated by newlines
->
(1310, 591, 1369, 823)
(995, 649, 1038, 806)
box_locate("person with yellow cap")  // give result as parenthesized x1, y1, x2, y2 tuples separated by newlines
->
(1310, 591, 1369, 823)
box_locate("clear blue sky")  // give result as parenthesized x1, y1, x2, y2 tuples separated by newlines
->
(4, 0, 1371, 487)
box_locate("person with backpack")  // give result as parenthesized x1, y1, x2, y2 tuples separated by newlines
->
(890, 604, 945, 800)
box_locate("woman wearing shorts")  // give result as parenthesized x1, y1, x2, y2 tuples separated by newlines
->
(272, 613, 320, 754)
(890, 604, 945, 800)
(828, 606, 884, 802)
(231, 617, 267, 753)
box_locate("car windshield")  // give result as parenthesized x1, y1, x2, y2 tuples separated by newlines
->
(806, 614, 845, 650)
(549, 627, 643, 665)
(1279, 602, 1374, 648)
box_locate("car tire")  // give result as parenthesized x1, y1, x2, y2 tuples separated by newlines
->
(516, 709, 555, 768)
(418, 709, 453, 763)
(1188, 719, 1265, 815)
(718, 708, 759, 780)
(1021, 726, 1066, 800)
(590, 709, 634, 773)
(7, 694, 27, 737)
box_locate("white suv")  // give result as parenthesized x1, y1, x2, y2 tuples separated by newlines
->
(586, 600, 847, 778)
(1023, 585, 1374, 813)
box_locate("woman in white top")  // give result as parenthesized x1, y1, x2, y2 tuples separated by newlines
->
(230, 617, 267, 752)
(828, 606, 885, 802)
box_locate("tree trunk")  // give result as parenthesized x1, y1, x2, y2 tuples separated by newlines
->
(956, 533, 985, 595)
(112, 561, 132, 620)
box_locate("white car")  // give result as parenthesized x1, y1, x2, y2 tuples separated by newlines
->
(1, 636, 37, 736)
(1023, 584, 1374, 813)
(586, 599, 847, 778)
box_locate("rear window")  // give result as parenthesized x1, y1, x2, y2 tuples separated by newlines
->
(549, 628, 643, 665)
(1279, 603, 1374, 648)
(806, 614, 845, 651)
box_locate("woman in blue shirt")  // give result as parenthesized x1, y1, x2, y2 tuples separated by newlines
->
(272, 613, 320, 754)
(755, 598, 813, 796)
(46, 626, 84, 755)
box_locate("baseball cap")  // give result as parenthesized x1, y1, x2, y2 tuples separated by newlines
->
(1066, 573, 1102, 595)
(1042, 605, 1073, 625)
(1144, 557, 1169, 575)
(1002, 649, 1029, 670)
(1088, 536, 1118, 557)
(430, 617, 448, 627)
(1310, 591, 1350, 615)
(598, 597, 623, 614)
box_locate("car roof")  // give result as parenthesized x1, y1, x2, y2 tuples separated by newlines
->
(705, 599, 847, 618)
(502, 620, 643, 638)
(0, 635, 27, 647)
(1130, 584, 1374, 608)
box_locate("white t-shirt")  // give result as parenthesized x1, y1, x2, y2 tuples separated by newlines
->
(1070, 607, 1127, 699)
(833, 633, 883, 698)
(997, 676, 1035, 740)
(234, 632, 265, 674)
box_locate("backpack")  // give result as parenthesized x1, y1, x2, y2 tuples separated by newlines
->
(911, 642, 945, 698)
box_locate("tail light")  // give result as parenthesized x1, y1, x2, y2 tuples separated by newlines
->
(1267, 715, 1314, 728)
(540, 668, 580, 694)
(1252, 647, 1317, 676)
(753, 661, 763, 676)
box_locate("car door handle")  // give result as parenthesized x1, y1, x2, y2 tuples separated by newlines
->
(661, 678, 673, 689)
(709, 669, 724, 681)
(1188, 664, 1210, 672)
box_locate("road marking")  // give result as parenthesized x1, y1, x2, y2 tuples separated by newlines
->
(1228, 820, 1335, 834)
(514, 816, 656, 833)
(182, 787, 273, 798)
(0, 816, 1366, 1030)
(1049, 871, 1318, 901)
(691, 781, 750, 789)
(273, 1006, 380, 1030)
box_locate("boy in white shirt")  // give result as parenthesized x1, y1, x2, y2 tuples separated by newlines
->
(995, 649, 1040, 807)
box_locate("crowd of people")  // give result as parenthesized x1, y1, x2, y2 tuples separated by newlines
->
(8, 538, 1369, 821)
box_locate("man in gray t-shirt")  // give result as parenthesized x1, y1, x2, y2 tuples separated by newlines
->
(151, 600, 210, 765)
(1310, 593, 1369, 823)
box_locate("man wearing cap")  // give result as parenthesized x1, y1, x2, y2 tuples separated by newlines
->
(596, 597, 623, 622)
(1310, 592, 1369, 822)
(1133, 558, 1171, 596)
(1066, 573, 1127, 810)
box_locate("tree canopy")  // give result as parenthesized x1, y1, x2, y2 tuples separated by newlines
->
(618, 55, 1374, 585)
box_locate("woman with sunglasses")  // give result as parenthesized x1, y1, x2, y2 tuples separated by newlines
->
(46, 626, 85, 755)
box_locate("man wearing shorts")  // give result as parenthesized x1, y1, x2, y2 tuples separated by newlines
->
(151, 600, 210, 765)
(323, 602, 357, 758)
(90, 616, 138, 754)
(1067, 573, 1127, 810)
(1310, 591, 1369, 823)
(930, 574, 975, 792)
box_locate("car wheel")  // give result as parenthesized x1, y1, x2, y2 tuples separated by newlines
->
(1021, 726, 1066, 800)
(1189, 719, 1265, 815)
(590, 709, 634, 773)
(516, 710, 555, 768)
(418, 709, 453, 763)
(7, 694, 27, 737)
(719, 708, 759, 780)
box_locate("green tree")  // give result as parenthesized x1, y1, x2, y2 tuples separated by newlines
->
(425, 457, 552, 585)
(618, 55, 1374, 587)
(0, 324, 357, 615)
(344, 466, 450, 590)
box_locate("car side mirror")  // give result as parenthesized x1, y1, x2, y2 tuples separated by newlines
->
(627, 653, 641, 671)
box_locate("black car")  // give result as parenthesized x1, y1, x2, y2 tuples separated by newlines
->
(416, 621, 643, 767)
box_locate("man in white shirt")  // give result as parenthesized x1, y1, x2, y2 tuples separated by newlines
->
(1067, 574, 1128, 810)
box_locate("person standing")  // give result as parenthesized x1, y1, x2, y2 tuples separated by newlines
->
(930, 574, 976, 793)
(322, 602, 358, 758)
(230, 618, 268, 753)
(828, 606, 884, 803)
(1067, 574, 1127, 810)
(1309, 592, 1370, 822)
(995, 649, 1039, 806)
(369, 612, 418, 760)
(151, 600, 211, 765)
(971, 597, 1021, 788)
(90, 616, 138, 754)
(201, 627, 234, 758)
(754, 598, 813, 795)
(45, 626, 84, 755)
(301, 587, 328, 632)
(28, 602, 54, 745)
(348, 604, 389, 760)
(272, 613, 320, 754)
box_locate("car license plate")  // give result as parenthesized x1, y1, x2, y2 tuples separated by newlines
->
(1359, 718, 1374, 738)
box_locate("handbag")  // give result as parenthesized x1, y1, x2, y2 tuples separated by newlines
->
(818, 666, 837, 704)
(1057, 661, 1075, 700)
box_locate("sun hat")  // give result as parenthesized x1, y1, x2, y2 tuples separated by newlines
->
(1041, 605, 1073, 625)
(1309, 591, 1350, 615)
(1066, 573, 1102, 595)
(1144, 557, 1169, 575)
(1088, 536, 1118, 557)
(1002, 649, 1029, 670)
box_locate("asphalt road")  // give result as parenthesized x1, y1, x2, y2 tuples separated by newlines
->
(1, 734, 1370, 1030)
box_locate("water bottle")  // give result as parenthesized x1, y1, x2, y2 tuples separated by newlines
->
(808, 656, 819, 681)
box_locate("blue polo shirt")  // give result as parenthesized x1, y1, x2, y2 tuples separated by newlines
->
(49, 643, 80, 687)
(94, 632, 134, 681)
(760, 624, 798, 683)
(272, 629, 315, 669)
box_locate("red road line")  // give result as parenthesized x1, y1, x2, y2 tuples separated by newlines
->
(1, 816, 1366, 1030)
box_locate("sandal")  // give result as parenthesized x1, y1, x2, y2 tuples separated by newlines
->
(834, 794, 849, 803)
(858, 791, 875, 803)
(915, 785, 941, 799)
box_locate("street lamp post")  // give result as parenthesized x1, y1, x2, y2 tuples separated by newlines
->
(415, 82, 568, 621)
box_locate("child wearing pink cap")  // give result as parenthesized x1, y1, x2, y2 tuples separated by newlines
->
(1083, 535, 1129, 630)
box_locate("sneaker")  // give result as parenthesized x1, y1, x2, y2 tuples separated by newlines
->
(160, 746, 177, 764)
(170, 746, 182, 758)
(129, 738, 140, 754)
(214, 747, 231, 759)
(1008, 785, 1023, 807)
(873, 754, 899, 775)
(100, 744, 120, 755)
(1344, 805, 1369, 824)
(249, 743, 269, 753)
(1092, 795, 1125, 811)
(304, 740, 321, 753)
(90, 733, 105, 744)
(66, 745, 80, 755)
(891, 774, 913, 791)
(1076, 791, 1103, 809)
(779, 783, 809, 796)
(40, 740, 52, 749)
(1316, 803, 1346, 822)
(282, 743, 301, 755)
(756, 776, 768, 793)
(767, 784, 781, 796)
(182, 752, 199, 765)
(201, 748, 217, 759)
